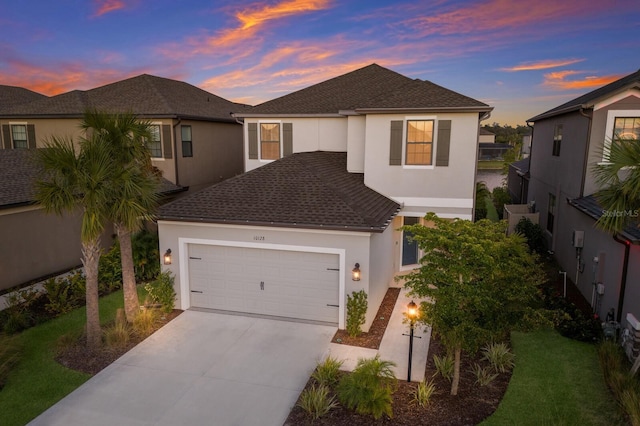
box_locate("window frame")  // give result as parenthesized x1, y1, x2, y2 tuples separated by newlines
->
(147, 123, 163, 158)
(259, 121, 281, 161)
(547, 193, 556, 234)
(10, 123, 28, 149)
(552, 124, 562, 157)
(405, 119, 435, 166)
(602, 110, 640, 162)
(401, 216, 421, 269)
(181, 125, 193, 158)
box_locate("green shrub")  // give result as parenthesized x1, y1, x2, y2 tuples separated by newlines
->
(346, 290, 367, 338)
(98, 242, 123, 295)
(412, 379, 436, 407)
(297, 384, 338, 420)
(144, 271, 176, 313)
(43, 277, 77, 315)
(337, 355, 396, 419)
(482, 342, 515, 373)
(132, 229, 161, 282)
(515, 217, 547, 254)
(312, 356, 343, 388)
(1, 288, 40, 334)
(471, 363, 499, 386)
(491, 186, 512, 220)
(0, 334, 22, 390)
(543, 285, 603, 342)
(432, 353, 454, 382)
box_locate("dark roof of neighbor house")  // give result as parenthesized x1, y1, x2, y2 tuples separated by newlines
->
(509, 157, 530, 175)
(159, 151, 401, 232)
(1, 74, 250, 122)
(569, 195, 640, 243)
(528, 68, 640, 122)
(0, 149, 184, 210)
(0, 85, 48, 113)
(479, 128, 494, 135)
(235, 64, 491, 116)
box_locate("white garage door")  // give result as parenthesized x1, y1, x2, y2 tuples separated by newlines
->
(188, 244, 340, 324)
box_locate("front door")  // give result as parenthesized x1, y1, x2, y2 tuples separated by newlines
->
(402, 217, 419, 266)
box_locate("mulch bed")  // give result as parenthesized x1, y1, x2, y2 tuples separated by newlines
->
(331, 287, 400, 349)
(55, 309, 182, 375)
(287, 285, 511, 425)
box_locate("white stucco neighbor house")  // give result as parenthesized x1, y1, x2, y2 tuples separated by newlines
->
(157, 64, 492, 330)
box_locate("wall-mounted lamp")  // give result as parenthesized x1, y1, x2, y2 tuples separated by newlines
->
(352, 263, 361, 281)
(163, 249, 172, 265)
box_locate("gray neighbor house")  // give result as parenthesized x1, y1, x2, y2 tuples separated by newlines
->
(522, 69, 640, 337)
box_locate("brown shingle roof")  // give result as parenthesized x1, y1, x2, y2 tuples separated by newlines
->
(236, 64, 490, 115)
(158, 151, 400, 232)
(1, 75, 250, 122)
(0, 85, 47, 113)
(0, 149, 184, 209)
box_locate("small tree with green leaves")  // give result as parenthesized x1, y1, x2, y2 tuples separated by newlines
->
(346, 290, 368, 338)
(403, 213, 544, 395)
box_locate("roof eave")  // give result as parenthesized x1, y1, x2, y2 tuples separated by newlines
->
(231, 113, 345, 118)
(157, 215, 393, 233)
(353, 106, 493, 114)
(528, 104, 588, 122)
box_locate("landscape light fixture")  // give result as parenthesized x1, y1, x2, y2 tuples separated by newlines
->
(163, 249, 172, 265)
(405, 300, 420, 382)
(352, 263, 361, 281)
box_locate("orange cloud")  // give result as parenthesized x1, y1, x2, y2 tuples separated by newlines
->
(542, 70, 624, 90)
(501, 59, 585, 72)
(94, 0, 125, 17)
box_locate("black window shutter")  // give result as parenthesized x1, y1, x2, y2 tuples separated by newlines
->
(389, 120, 403, 165)
(27, 124, 36, 149)
(436, 120, 451, 167)
(248, 123, 258, 159)
(1, 125, 9, 149)
(162, 125, 172, 159)
(283, 123, 293, 157)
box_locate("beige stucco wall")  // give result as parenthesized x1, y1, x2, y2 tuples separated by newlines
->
(157, 220, 388, 330)
(347, 115, 366, 173)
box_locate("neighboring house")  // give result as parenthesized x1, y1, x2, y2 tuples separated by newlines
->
(479, 127, 495, 143)
(0, 74, 248, 192)
(507, 157, 530, 204)
(524, 69, 640, 326)
(0, 149, 185, 292)
(478, 142, 511, 160)
(0, 85, 47, 112)
(158, 64, 492, 330)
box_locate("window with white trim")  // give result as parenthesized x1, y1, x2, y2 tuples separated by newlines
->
(11, 124, 28, 149)
(260, 123, 280, 160)
(613, 117, 640, 141)
(147, 124, 162, 158)
(406, 120, 434, 165)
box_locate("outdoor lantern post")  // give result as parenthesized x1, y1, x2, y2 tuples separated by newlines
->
(406, 300, 419, 382)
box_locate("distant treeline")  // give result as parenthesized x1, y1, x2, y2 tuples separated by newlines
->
(482, 123, 531, 145)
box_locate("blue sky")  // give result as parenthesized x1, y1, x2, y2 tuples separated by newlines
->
(1, 0, 639, 125)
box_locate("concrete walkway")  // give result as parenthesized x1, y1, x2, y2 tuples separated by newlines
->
(324, 287, 431, 382)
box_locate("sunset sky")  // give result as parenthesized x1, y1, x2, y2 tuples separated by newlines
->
(1, 0, 638, 125)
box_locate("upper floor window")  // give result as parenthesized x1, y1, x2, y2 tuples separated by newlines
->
(147, 124, 162, 158)
(552, 124, 562, 157)
(406, 120, 434, 165)
(260, 123, 280, 160)
(11, 124, 28, 149)
(613, 117, 640, 141)
(181, 125, 193, 158)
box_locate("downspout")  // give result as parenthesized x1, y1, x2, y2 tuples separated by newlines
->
(172, 118, 182, 186)
(613, 233, 630, 323)
(579, 107, 593, 197)
(525, 121, 535, 204)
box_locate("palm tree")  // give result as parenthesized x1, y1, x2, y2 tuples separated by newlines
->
(593, 137, 640, 233)
(81, 110, 159, 323)
(35, 135, 114, 349)
(475, 181, 490, 221)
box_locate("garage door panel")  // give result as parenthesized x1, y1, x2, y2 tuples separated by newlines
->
(188, 244, 339, 324)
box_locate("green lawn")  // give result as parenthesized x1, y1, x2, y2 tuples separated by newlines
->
(485, 196, 499, 221)
(477, 160, 505, 170)
(483, 330, 624, 426)
(0, 289, 136, 426)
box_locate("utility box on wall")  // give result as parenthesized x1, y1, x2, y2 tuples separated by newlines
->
(572, 230, 584, 248)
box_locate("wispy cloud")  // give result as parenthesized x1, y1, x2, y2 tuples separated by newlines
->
(542, 70, 623, 90)
(501, 59, 585, 72)
(93, 0, 126, 17)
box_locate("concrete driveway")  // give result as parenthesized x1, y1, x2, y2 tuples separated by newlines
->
(29, 310, 336, 426)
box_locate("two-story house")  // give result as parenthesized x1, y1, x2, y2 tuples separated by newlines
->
(525, 69, 640, 328)
(157, 64, 492, 330)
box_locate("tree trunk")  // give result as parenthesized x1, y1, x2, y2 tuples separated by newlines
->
(451, 347, 461, 395)
(82, 239, 102, 349)
(116, 223, 140, 323)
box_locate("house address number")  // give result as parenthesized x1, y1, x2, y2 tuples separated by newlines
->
(253, 236, 265, 241)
